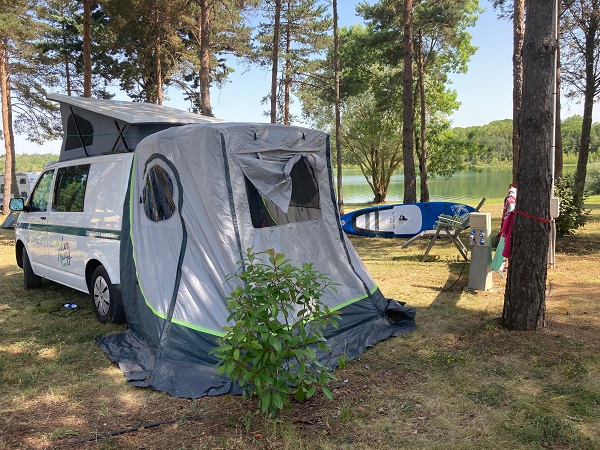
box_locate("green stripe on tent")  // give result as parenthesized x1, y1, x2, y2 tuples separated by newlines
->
(141, 285, 378, 338)
(128, 153, 227, 339)
(329, 283, 379, 312)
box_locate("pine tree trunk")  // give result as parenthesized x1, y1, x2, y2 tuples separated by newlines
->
(270, 0, 282, 124)
(1, 39, 16, 213)
(574, 14, 598, 206)
(417, 29, 429, 202)
(7, 81, 18, 198)
(283, 15, 291, 125)
(512, 0, 525, 185)
(83, 0, 92, 97)
(554, 58, 563, 179)
(402, 0, 417, 204)
(199, 0, 213, 116)
(333, 0, 343, 215)
(554, 8, 563, 179)
(155, 8, 162, 105)
(502, 0, 554, 331)
(63, 17, 72, 96)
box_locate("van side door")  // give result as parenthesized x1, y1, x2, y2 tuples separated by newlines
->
(21, 170, 55, 275)
(46, 164, 90, 291)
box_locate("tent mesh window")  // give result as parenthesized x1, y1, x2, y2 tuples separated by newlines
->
(142, 165, 176, 222)
(52, 164, 90, 213)
(65, 114, 94, 151)
(246, 156, 321, 228)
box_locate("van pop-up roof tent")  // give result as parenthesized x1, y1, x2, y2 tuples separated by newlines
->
(48, 95, 416, 398)
(48, 93, 222, 161)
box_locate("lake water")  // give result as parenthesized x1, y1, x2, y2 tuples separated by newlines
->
(340, 165, 576, 204)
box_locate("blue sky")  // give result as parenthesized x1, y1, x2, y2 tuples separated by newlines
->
(13, 0, 598, 154)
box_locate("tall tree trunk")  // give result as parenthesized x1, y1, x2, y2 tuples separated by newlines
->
(512, 0, 525, 185)
(83, 0, 92, 97)
(62, 19, 72, 96)
(574, 14, 598, 206)
(1, 39, 17, 213)
(417, 29, 429, 202)
(283, 12, 291, 125)
(7, 81, 18, 198)
(502, 0, 555, 331)
(270, 0, 282, 123)
(402, 0, 417, 203)
(333, 0, 343, 215)
(154, 8, 163, 105)
(199, 0, 213, 116)
(554, 45, 563, 179)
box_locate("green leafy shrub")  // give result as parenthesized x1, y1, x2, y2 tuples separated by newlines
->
(586, 168, 600, 195)
(554, 173, 590, 236)
(211, 248, 345, 416)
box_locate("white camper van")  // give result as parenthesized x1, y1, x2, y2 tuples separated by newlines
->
(10, 153, 133, 323)
(9, 94, 221, 323)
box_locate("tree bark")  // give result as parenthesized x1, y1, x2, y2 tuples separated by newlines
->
(7, 79, 18, 198)
(554, 44, 563, 179)
(417, 29, 429, 202)
(574, 12, 598, 206)
(83, 0, 92, 97)
(1, 39, 17, 213)
(199, 0, 213, 116)
(512, 0, 525, 185)
(502, 0, 555, 331)
(283, 9, 291, 125)
(63, 14, 72, 96)
(402, 0, 417, 204)
(270, 0, 282, 124)
(333, 0, 343, 215)
(154, 7, 163, 105)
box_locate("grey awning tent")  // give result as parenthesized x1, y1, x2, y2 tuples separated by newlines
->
(47, 95, 416, 398)
(97, 122, 416, 398)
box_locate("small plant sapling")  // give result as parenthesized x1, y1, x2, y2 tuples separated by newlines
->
(211, 248, 345, 416)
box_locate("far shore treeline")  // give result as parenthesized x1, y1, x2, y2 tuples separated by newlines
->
(13, 116, 600, 174)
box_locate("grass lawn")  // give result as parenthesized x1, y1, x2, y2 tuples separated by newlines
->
(0, 198, 599, 450)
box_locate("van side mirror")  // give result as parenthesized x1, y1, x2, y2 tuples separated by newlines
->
(9, 198, 24, 211)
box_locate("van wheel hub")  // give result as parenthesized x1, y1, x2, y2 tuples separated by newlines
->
(93, 276, 110, 316)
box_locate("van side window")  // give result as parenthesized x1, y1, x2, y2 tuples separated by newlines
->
(246, 156, 321, 228)
(29, 170, 55, 212)
(19, 178, 26, 184)
(53, 165, 90, 212)
(142, 165, 176, 222)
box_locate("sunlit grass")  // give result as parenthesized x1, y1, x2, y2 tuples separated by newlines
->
(0, 198, 598, 448)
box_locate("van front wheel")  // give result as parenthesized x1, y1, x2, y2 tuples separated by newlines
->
(91, 266, 126, 324)
(23, 248, 42, 289)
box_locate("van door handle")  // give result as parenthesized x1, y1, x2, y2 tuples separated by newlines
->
(40, 216, 47, 220)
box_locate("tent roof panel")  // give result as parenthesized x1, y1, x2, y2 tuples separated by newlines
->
(47, 94, 224, 125)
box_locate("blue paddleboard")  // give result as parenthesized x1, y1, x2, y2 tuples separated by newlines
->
(340, 202, 476, 238)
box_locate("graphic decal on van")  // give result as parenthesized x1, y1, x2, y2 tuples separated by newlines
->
(85, 230, 119, 239)
(17, 223, 121, 240)
(56, 237, 72, 267)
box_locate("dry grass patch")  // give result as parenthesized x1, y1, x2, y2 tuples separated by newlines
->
(0, 199, 599, 449)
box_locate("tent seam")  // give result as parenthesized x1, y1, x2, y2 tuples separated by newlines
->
(324, 136, 382, 313)
(220, 132, 245, 270)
